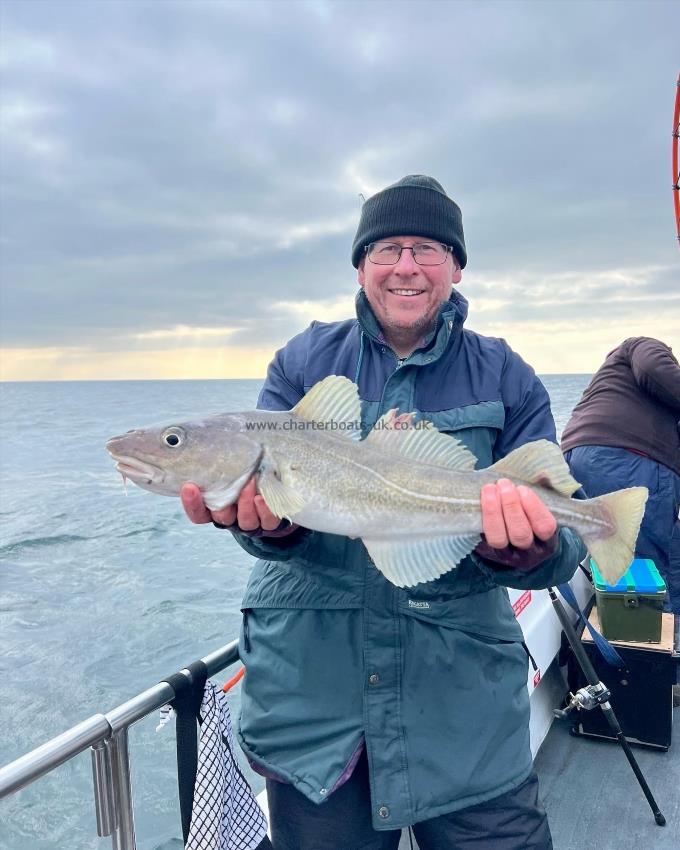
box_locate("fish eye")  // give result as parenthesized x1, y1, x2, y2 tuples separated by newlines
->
(162, 427, 185, 448)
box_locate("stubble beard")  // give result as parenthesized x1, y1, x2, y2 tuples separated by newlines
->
(381, 304, 439, 351)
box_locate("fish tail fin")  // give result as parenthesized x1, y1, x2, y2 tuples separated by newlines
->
(583, 486, 648, 584)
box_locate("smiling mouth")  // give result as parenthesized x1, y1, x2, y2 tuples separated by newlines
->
(389, 288, 425, 296)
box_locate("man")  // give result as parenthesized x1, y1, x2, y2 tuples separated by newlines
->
(561, 337, 680, 614)
(182, 175, 585, 849)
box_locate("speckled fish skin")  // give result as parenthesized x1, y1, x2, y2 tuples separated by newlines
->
(106, 377, 647, 587)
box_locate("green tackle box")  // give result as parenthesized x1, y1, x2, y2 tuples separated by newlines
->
(590, 558, 667, 643)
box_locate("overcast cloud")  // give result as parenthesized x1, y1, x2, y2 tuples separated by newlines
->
(1, 0, 678, 378)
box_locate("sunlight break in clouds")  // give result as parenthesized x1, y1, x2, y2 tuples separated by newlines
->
(271, 295, 356, 325)
(131, 325, 239, 342)
(462, 260, 679, 372)
(496, 317, 680, 375)
(0, 345, 276, 382)
(275, 214, 357, 250)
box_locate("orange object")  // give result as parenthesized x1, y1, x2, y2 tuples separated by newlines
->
(673, 72, 680, 245)
(222, 666, 245, 692)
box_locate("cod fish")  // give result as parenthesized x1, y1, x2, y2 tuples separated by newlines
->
(106, 375, 647, 588)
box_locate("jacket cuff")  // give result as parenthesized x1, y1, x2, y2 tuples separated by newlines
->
(212, 518, 301, 539)
(474, 532, 559, 572)
(472, 527, 585, 591)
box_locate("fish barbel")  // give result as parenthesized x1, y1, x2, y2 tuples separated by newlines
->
(106, 376, 647, 588)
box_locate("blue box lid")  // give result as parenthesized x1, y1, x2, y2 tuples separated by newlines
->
(590, 557, 666, 594)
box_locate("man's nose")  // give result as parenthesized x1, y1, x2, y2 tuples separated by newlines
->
(394, 247, 419, 272)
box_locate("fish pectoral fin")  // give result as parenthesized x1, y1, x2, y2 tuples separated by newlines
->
(363, 534, 480, 587)
(488, 440, 581, 497)
(365, 414, 477, 471)
(257, 464, 306, 522)
(292, 375, 362, 440)
(203, 468, 256, 512)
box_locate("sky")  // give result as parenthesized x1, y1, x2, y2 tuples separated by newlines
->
(1, 0, 678, 381)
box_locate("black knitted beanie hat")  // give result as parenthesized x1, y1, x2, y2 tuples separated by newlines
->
(351, 175, 467, 269)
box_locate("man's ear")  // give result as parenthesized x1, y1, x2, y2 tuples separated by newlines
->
(357, 257, 366, 287)
(451, 250, 463, 286)
(451, 252, 463, 286)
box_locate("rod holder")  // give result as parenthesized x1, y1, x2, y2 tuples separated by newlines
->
(110, 728, 136, 850)
(91, 739, 116, 836)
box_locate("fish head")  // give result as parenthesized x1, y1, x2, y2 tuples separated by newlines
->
(105, 413, 263, 509)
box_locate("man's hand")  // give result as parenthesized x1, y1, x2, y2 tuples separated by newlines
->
(480, 478, 557, 549)
(180, 477, 283, 532)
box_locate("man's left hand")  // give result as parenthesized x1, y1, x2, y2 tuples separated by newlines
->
(479, 478, 557, 549)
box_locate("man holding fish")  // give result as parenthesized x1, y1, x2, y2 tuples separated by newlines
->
(114, 176, 646, 848)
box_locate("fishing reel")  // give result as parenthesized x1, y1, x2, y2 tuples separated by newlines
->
(553, 682, 611, 719)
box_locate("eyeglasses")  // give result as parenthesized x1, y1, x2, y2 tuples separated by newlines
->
(365, 241, 452, 266)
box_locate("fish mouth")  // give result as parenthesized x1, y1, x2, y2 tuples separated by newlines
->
(107, 451, 163, 486)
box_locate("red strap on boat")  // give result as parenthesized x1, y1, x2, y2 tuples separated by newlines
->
(222, 666, 245, 692)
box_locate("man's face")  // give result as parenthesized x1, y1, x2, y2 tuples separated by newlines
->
(357, 235, 462, 345)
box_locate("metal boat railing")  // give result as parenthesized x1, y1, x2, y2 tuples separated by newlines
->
(0, 638, 240, 849)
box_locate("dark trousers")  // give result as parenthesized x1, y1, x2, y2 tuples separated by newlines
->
(265, 751, 553, 850)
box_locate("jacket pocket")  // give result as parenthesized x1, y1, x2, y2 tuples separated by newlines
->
(423, 400, 505, 470)
(242, 559, 363, 610)
(397, 586, 524, 643)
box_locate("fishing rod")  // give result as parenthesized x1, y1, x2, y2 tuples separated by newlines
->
(673, 72, 679, 246)
(547, 585, 666, 826)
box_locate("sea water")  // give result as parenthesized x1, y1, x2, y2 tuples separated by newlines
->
(0, 375, 591, 849)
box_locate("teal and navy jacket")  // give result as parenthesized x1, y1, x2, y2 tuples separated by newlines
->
(235, 290, 585, 830)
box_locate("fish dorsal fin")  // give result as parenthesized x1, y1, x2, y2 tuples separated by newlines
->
(364, 410, 477, 471)
(292, 376, 362, 441)
(364, 533, 480, 587)
(488, 439, 581, 496)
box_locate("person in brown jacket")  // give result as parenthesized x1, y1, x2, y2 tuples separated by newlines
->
(561, 337, 680, 614)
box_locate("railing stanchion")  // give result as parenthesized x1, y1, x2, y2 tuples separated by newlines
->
(91, 738, 116, 836)
(110, 728, 136, 850)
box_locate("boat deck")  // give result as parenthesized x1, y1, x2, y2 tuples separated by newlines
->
(536, 708, 679, 849)
(399, 708, 680, 849)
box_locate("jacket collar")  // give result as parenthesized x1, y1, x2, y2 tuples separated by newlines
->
(355, 288, 468, 365)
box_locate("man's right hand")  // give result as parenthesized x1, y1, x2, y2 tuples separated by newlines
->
(180, 477, 284, 532)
